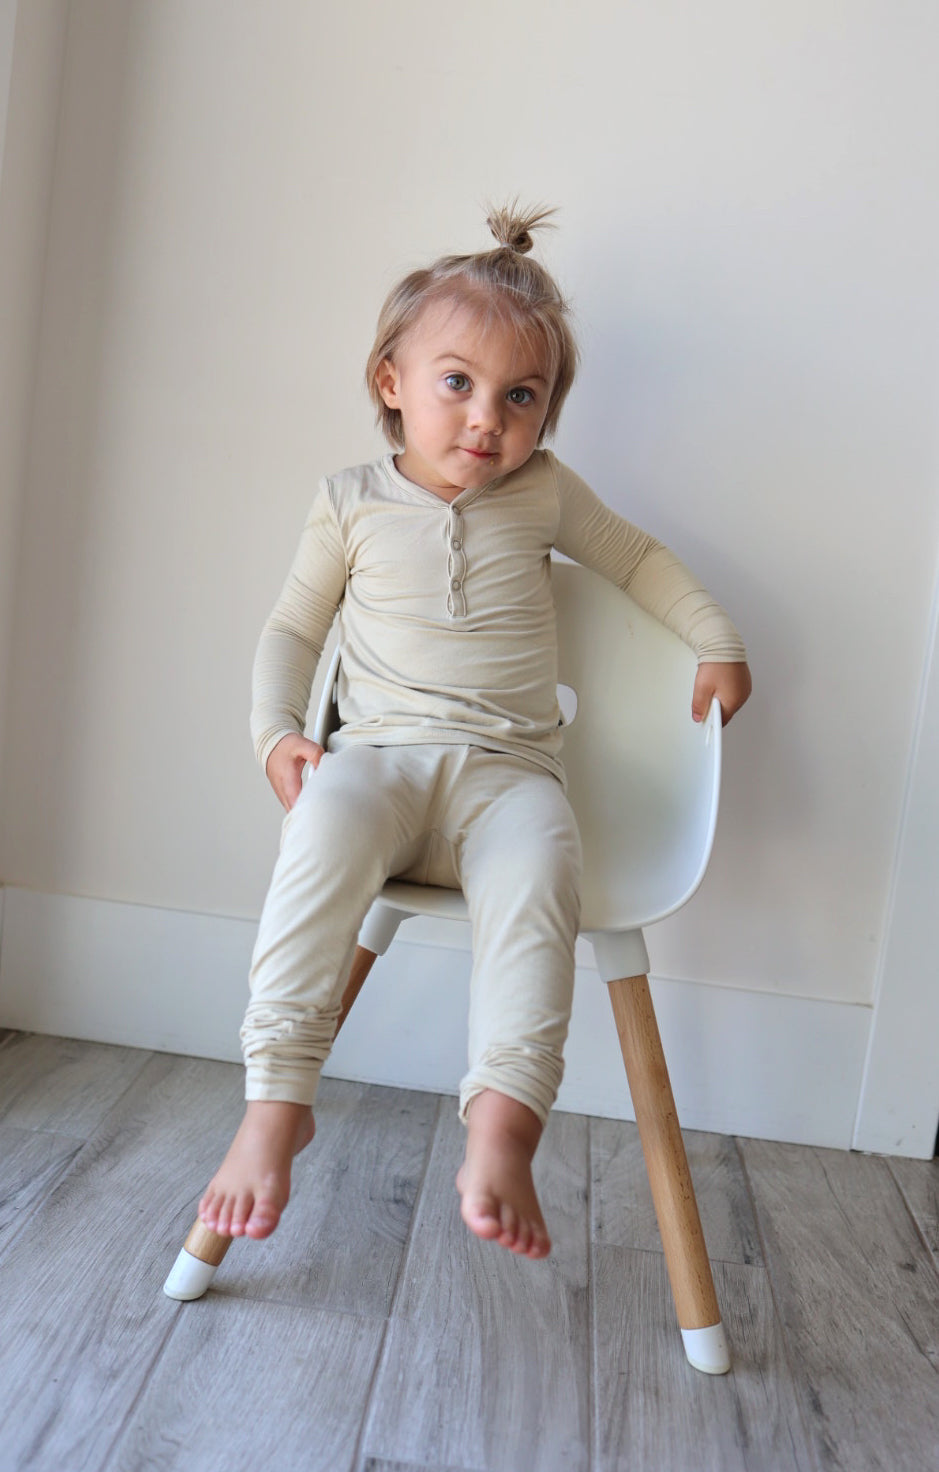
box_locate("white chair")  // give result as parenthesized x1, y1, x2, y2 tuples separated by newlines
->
(165, 562, 731, 1376)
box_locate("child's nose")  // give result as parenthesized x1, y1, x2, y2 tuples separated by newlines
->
(468, 392, 503, 434)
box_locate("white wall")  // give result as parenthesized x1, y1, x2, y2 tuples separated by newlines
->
(0, 2, 18, 143)
(1, 2, 937, 1150)
(0, 0, 17, 771)
(0, 0, 69, 793)
(855, 580, 939, 1157)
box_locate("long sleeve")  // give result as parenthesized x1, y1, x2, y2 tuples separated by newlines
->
(551, 456, 748, 663)
(250, 482, 348, 771)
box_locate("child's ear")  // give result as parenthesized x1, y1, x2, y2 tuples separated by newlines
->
(375, 357, 400, 408)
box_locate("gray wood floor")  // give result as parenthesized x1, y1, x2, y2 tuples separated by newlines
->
(0, 1029, 936, 1472)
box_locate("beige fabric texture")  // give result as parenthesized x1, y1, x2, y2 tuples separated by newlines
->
(242, 743, 583, 1122)
(250, 450, 747, 782)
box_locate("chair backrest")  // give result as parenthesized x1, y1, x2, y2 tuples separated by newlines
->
(313, 560, 721, 934)
(551, 561, 721, 931)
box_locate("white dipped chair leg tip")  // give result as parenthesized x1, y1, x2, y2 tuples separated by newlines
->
(163, 1247, 220, 1301)
(681, 1323, 731, 1375)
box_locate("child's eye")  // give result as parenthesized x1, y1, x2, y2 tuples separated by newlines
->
(507, 387, 535, 406)
(444, 373, 470, 392)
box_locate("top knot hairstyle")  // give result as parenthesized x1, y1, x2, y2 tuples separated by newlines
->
(366, 202, 579, 448)
(484, 201, 546, 255)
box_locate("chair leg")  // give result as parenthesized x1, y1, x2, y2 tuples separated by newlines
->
(163, 945, 380, 1300)
(163, 1217, 234, 1300)
(335, 943, 380, 1035)
(608, 973, 731, 1374)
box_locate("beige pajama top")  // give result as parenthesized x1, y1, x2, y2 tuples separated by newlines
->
(250, 450, 747, 784)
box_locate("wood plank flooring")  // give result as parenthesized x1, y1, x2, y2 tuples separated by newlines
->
(0, 1029, 936, 1472)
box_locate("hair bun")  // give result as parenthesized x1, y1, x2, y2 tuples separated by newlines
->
(486, 201, 556, 255)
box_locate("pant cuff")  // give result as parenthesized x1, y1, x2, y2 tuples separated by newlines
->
(244, 1061, 322, 1108)
(459, 1072, 560, 1130)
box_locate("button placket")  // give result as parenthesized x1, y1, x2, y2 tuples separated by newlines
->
(446, 507, 467, 618)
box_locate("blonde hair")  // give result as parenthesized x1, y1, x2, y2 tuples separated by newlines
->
(365, 203, 579, 448)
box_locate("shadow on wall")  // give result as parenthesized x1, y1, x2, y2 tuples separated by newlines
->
(0, 2, 136, 886)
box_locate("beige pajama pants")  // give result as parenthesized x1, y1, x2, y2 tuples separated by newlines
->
(241, 742, 583, 1126)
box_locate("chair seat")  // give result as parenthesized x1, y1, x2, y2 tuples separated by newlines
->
(378, 879, 470, 923)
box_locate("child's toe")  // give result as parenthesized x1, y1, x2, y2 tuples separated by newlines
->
(245, 1195, 281, 1239)
(503, 1218, 523, 1252)
(462, 1191, 503, 1241)
(198, 1193, 217, 1230)
(530, 1231, 551, 1259)
(496, 1204, 522, 1250)
(520, 1220, 538, 1256)
(216, 1194, 244, 1237)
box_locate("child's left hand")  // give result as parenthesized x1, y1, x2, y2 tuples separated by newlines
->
(692, 661, 752, 726)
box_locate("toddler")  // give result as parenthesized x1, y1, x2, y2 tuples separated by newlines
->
(199, 205, 751, 1260)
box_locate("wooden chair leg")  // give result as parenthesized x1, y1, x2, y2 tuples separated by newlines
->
(608, 973, 731, 1374)
(163, 945, 380, 1300)
(163, 1217, 233, 1300)
(335, 943, 380, 1035)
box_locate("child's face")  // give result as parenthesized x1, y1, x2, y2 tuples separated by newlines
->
(376, 299, 552, 502)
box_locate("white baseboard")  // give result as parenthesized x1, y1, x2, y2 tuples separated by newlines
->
(0, 885, 873, 1150)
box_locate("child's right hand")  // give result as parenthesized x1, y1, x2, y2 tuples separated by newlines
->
(265, 733, 325, 811)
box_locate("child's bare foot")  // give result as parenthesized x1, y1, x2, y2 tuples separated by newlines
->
(198, 1100, 315, 1240)
(456, 1090, 550, 1259)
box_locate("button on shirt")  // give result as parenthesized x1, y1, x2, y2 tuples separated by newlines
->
(251, 450, 747, 782)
